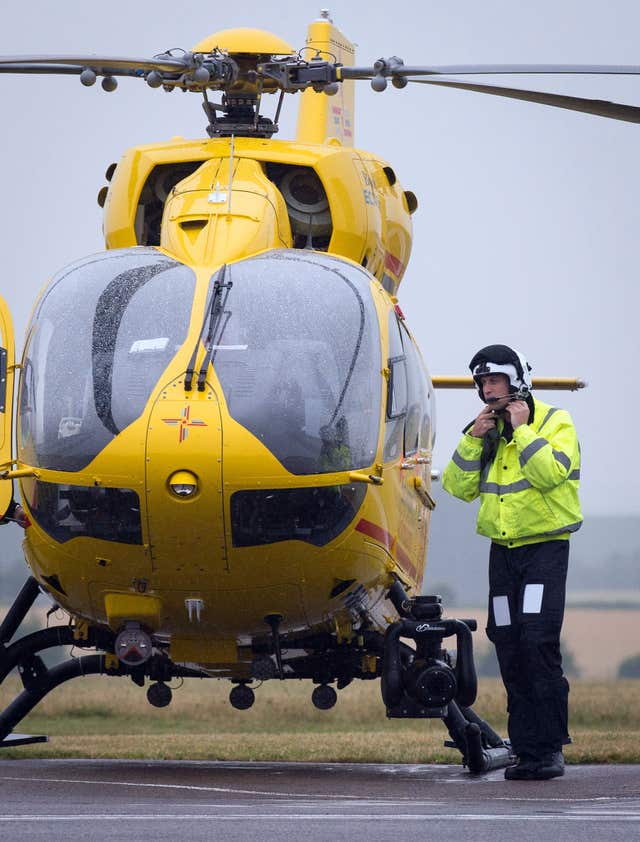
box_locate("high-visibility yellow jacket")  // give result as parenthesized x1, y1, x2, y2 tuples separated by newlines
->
(442, 397, 582, 548)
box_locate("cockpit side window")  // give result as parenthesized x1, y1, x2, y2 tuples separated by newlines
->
(401, 322, 433, 455)
(383, 313, 433, 461)
(19, 249, 196, 472)
(384, 312, 407, 462)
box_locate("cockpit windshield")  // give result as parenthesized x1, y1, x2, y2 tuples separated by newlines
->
(19, 248, 196, 472)
(208, 251, 381, 474)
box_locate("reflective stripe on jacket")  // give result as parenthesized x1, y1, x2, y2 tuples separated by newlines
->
(442, 398, 582, 548)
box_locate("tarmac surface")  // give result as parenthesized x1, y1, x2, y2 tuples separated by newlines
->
(0, 759, 639, 841)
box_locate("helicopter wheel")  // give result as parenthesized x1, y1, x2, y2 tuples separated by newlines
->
(311, 684, 337, 710)
(146, 682, 172, 708)
(229, 683, 255, 710)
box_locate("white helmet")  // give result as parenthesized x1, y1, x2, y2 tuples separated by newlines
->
(469, 344, 532, 401)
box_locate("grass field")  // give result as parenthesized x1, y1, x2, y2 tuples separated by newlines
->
(1, 603, 638, 763)
(1, 674, 638, 764)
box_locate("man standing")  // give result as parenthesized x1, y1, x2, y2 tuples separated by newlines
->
(1, 498, 27, 528)
(442, 345, 582, 780)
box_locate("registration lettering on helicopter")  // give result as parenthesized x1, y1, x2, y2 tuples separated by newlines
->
(354, 161, 380, 208)
(331, 104, 353, 140)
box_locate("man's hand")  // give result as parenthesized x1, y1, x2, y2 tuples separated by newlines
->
(469, 405, 498, 438)
(505, 400, 530, 429)
(13, 505, 28, 528)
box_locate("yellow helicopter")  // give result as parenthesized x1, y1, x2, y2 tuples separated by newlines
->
(0, 11, 622, 771)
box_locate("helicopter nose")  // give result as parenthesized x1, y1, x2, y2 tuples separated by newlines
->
(145, 376, 227, 570)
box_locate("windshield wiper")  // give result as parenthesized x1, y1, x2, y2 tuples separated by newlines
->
(184, 265, 233, 391)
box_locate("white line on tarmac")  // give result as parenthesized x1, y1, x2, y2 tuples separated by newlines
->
(0, 814, 638, 823)
(0, 775, 360, 799)
(1, 775, 635, 808)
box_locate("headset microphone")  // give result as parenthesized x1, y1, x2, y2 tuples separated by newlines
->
(485, 387, 529, 405)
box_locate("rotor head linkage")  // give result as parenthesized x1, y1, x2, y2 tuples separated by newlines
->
(79, 68, 96, 86)
(3, 46, 640, 133)
(370, 56, 406, 91)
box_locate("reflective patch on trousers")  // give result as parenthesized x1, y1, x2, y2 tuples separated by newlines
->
(493, 595, 511, 626)
(523, 583, 544, 614)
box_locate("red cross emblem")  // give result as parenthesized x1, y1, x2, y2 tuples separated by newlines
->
(161, 405, 207, 443)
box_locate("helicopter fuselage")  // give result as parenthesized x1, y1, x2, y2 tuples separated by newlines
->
(104, 135, 416, 295)
(12, 136, 434, 674)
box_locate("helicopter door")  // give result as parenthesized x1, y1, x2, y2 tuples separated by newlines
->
(0, 295, 15, 516)
(383, 312, 433, 579)
(401, 328, 434, 568)
(144, 376, 226, 575)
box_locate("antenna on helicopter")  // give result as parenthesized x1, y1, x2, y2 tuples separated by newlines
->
(304, 214, 314, 250)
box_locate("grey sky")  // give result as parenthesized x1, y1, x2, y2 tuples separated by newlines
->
(1, 1, 638, 516)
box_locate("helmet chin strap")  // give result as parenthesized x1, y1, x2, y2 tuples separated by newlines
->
(485, 388, 529, 404)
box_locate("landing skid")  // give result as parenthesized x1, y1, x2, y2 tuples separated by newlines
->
(0, 733, 48, 747)
(0, 578, 220, 746)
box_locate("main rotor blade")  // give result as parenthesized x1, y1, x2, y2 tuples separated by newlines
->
(0, 54, 189, 75)
(0, 63, 82, 75)
(419, 64, 640, 76)
(342, 63, 640, 80)
(407, 77, 640, 123)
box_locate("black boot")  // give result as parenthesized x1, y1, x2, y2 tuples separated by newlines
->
(505, 751, 564, 781)
(536, 752, 565, 779)
(504, 756, 539, 780)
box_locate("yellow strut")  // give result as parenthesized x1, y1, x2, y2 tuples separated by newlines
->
(432, 376, 587, 391)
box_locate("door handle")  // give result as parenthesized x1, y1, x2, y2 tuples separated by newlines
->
(349, 472, 384, 486)
(414, 476, 436, 510)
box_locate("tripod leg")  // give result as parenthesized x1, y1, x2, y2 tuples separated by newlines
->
(443, 700, 515, 773)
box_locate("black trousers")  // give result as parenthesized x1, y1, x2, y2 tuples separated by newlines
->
(486, 539, 570, 760)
